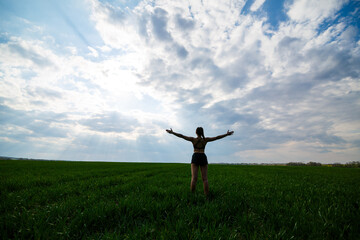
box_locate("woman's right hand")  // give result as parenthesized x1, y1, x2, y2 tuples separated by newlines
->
(166, 128, 173, 134)
(227, 130, 234, 136)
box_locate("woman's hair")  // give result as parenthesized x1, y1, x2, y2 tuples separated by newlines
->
(196, 127, 205, 139)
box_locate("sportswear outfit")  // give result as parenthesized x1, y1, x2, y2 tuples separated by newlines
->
(191, 138, 208, 166)
(191, 153, 208, 166)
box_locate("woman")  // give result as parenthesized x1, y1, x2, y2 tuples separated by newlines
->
(166, 127, 234, 196)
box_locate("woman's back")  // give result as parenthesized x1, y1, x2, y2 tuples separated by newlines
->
(166, 127, 233, 196)
(192, 137, 207, 153)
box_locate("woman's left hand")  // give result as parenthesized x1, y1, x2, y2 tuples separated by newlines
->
(166, 128, 173, 134)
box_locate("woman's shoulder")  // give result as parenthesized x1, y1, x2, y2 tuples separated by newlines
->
(195, 137, 207, 143)
(191, 137, 203, 143)
(189, 137, 196, 142)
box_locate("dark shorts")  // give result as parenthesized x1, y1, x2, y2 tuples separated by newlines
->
(191, 153, 208, 166)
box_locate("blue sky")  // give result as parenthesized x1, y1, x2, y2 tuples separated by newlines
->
(0, 0, 359, 163)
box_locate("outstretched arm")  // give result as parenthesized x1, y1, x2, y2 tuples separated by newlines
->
(206, 130, 234, 142)
(166, 128, 193, 141)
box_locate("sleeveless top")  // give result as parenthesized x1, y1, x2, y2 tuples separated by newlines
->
(193, 138, 206, 152)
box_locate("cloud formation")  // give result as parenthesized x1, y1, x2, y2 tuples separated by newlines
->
(0, 0, 359, 163)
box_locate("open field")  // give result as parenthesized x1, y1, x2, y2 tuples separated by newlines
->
(1, 160, 359, 239)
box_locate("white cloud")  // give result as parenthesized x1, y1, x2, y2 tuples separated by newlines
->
(0, 0, 359, 163)
(286, 0, 347, 24)
(237, 140, 359, 164)
(87, 46, 99, 57)
(0, 32, 174, 145)
(250, 0, 266, 12)
(89, 0, 359, 162)
(89, 0, 143, 50)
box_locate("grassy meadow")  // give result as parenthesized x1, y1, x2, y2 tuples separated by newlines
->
(1, 160, 359, 239)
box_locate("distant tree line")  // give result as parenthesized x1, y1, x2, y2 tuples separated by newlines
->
(331, 161, 360, 168)
(1, 156, 359, 168)
(287, 161, 360, 168)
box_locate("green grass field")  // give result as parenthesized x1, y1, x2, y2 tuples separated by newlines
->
(1, 160, 359, 239)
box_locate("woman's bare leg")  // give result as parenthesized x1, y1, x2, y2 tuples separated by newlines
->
(191, 164, 199, 193)
(200, 164, 209, 195)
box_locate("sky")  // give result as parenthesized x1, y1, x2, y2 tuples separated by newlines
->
(0, 0, 359, 164)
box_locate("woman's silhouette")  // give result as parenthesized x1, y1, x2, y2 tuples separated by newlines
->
(166, 127, 234, 196)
